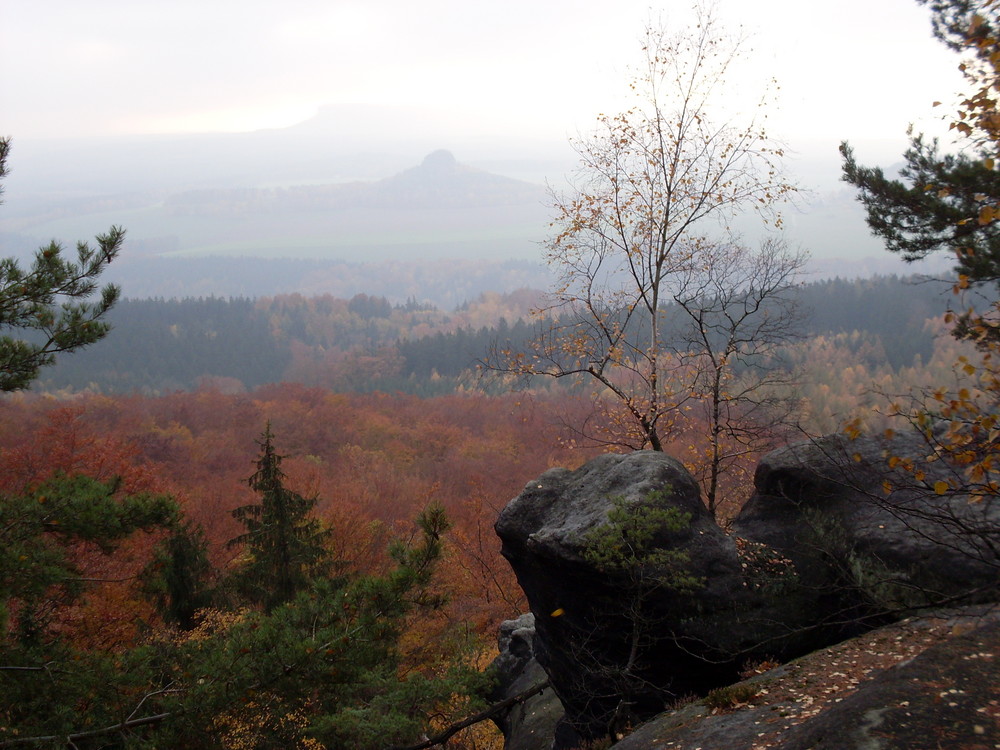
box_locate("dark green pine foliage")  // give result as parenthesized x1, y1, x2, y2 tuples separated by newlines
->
(0, 477, 179, 744)
(36, 296, 291, 393)
(0, 138, 123, 391)
(228, 423, 331, 612)
(840, 136, 1000, 281)
(840, 1, 1000, 336)
(144, 503, 487, 750)
(1, 489, 485, 749)
(0, 475, 179, 642)
(141, 520, 214, 630)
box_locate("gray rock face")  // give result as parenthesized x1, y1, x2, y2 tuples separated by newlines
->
(494, 441, 999, 747)
(495, 451, 747, 743)
(613, 606, 1000, 750)
(488, 614, 564, 750)
(733, 432, 1000, 615)
(776, 617, 1000, 750)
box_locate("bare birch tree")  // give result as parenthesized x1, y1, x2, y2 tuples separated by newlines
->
(665, 238, 805, 517)
(486, 8, 801, 472)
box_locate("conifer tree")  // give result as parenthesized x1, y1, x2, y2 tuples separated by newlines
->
(142, 521, 214, 630)
(0, 137, 123, 391)
(228, 423, 330, 611)
(840, 0, 1000, 338)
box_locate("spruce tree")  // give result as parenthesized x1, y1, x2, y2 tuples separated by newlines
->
(228, 423, 330, 611)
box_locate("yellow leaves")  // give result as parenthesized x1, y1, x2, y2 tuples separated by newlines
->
(843, 418, 863, 441)
(933, 480, 950, 495)
(550, 607, 565, 617)
(954, 121, 974, 137)
(978, 204, 998, 225)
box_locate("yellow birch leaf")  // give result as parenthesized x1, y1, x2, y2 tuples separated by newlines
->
(933, 480, 949, 495)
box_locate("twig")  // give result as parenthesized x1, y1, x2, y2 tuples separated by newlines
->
(386, 679, 551, 750)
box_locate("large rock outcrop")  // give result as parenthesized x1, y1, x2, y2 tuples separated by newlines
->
(734, 431, 999, 605)
(494, 439, 999, 747)
(494, 451, 749, 742)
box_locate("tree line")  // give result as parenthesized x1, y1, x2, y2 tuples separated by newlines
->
(29, 274, 948, 396)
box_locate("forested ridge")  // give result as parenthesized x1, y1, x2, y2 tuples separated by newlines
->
(33, 274, 948, 396)
(4, 0, 999, 744)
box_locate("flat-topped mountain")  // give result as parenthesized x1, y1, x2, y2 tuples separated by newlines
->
(163, 150, 547, 215)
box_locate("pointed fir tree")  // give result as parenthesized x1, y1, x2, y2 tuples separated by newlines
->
(141, 520, 214, 630)
(228, 423, 330, 612)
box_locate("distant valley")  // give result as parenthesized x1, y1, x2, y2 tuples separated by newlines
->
(0, 111, 950, 306)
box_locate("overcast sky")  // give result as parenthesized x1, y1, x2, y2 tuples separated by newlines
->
(1, 0, 964, 163)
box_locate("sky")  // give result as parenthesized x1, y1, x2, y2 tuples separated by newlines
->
(0, 0, 975, 269)
(1, 0, 965, 163)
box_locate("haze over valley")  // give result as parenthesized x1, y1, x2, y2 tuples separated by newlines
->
(0, 111, 949, 307)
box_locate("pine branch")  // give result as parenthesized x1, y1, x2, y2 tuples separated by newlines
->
(0, 712, 172, 747)
(386, 679, 551, 750)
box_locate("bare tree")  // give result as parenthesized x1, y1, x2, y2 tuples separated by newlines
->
(485, 8, 800, 509)
(666, 238, 806, 517)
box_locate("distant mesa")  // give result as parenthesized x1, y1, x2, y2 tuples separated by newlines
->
(164, 150, 547, 215)
(420, 149, 458, 171)
(377, 150, 544, 208)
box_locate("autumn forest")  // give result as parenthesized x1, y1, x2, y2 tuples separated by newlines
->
(4, 0, 1000, 745)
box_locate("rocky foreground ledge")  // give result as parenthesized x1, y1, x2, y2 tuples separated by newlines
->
(490, 437, 1000, 749)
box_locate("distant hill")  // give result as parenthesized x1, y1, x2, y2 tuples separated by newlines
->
(4, 150, 553, 263)
(370, 149, 547, 208)
(162, 150, 547, 215)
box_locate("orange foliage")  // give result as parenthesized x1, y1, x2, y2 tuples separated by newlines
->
(0, 387, 596, 645)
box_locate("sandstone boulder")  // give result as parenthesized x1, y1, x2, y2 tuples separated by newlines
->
(494, 438, 1000, 747)
(733, 431, 1000, 618)
(495, 451, 747, 742)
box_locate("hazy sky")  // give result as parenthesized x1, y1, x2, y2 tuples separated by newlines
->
(1, 0, 964, 163)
